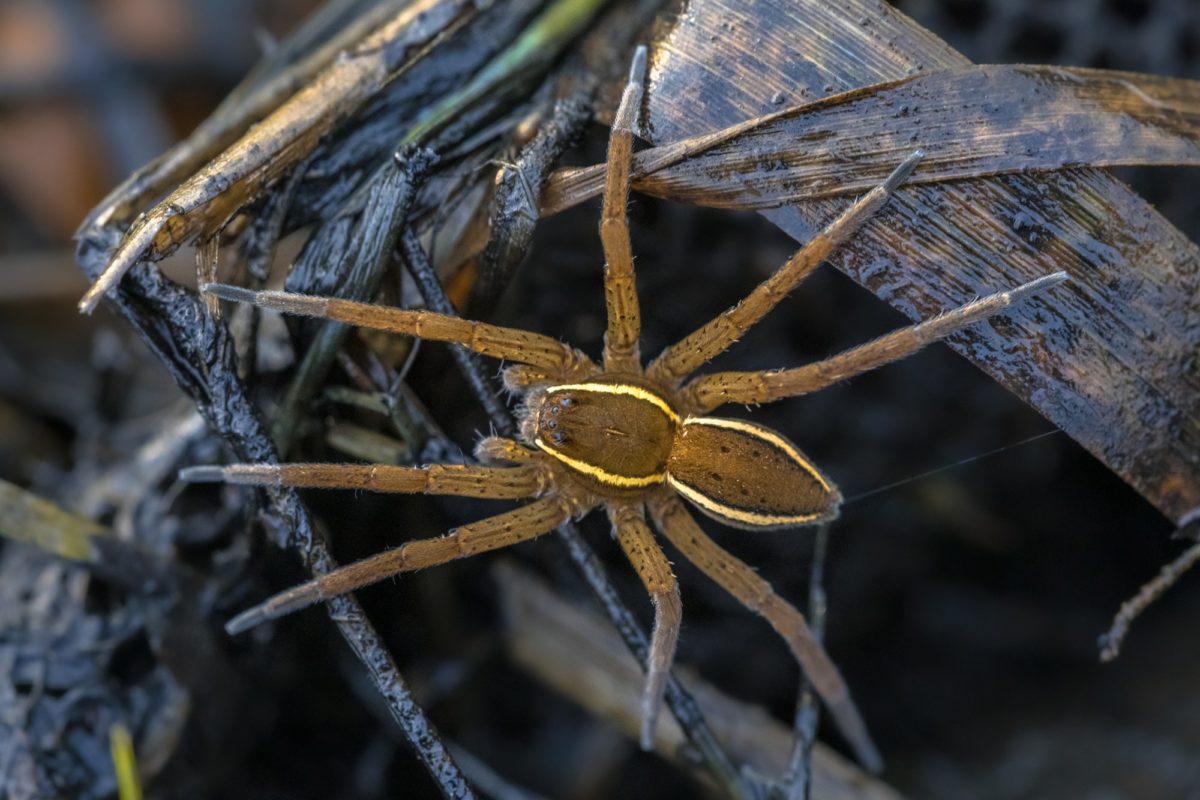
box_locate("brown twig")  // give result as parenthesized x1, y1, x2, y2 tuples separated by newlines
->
(776, 522, 832, 799)
(72, 229, 475, 798)
(1099, 510, 1200, 661)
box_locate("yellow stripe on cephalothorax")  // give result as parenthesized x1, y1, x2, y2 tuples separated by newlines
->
(534, 438, 667, 488)
(549, 382, 681, 424)
(666, 475, 826, 527)
(680, 417, 833, 493)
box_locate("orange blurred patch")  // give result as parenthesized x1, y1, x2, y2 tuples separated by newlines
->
(0, 103, 109, 241)
(0, 3, 66, 79)
(96, 0, 192, 60)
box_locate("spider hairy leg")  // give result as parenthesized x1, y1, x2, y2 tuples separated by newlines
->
(201, 283, 596, 376)
(609, 503, 681, 750)
(600, 45, 647, 373)
(684, 270, 1070, 413)
(224, 496, 578, 635)
(648, 493, 883, 773)
(181, 462, 546, 499)
(646, 150, 924, 386)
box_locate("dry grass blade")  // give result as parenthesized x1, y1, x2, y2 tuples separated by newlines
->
(494, 562, 905, 800)
(635, 0, 1200, 525)
(78, 0, 409, 232)
(0, 479, 166, 595)
(543, 65, 1200, 212)
(1100, 515, 1200, 661)
(0, 479, 106, 563)
(78, 0, 482, 313)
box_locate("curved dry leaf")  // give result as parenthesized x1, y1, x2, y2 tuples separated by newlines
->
(543, 65, 1200, 213)
(636, 0, 1199, 523)
(79, 0, 409, 234)
(77, 0, 482, 314)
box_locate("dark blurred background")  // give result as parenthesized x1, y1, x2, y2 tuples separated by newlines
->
(1, 1, 1198, 798)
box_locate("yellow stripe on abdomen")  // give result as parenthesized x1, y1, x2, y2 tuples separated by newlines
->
(666, 417, 840, 530)
(667, 475, 826, 527)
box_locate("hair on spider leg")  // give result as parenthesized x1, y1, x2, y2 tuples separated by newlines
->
(185, 47, 1073, 774)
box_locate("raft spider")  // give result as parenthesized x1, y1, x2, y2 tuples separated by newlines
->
(184, 48, 1066, 770)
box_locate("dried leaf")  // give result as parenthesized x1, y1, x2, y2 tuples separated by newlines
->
(635, 0, 1200, 523)
(0, 479, 104, 562)
(78, 0, 484, 313)
(544, 65, 1200, 212)
(495, 562, 906, 800)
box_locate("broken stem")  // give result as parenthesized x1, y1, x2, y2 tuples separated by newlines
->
(1100, 515, 1200, 661)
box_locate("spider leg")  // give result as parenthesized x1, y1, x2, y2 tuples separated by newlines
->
(600, 46, 647, 373)
(181, 461, 547, 500)
(647, 492, 882, 773)
(225, 496, 579, 635)
(682, 270, 1069, 413)
(646, 151, 923, 386)
(608, 502, 681, 750)
(203, 283, 596, 379)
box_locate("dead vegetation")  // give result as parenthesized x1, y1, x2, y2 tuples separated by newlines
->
(1, 0, 1199, 797)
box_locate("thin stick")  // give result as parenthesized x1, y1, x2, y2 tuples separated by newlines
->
(1099, 517, 1200, 661)
(270, 148, 436, 454)
(780, 523, 831, 799)
(400, 227, 515, 436)
(73, 225, 473, 797)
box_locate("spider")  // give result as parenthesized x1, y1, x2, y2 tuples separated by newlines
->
(184, 48, 1065, 771)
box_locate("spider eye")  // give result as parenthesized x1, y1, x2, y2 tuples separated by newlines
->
(551, 431, 565, 444)
(546, 419, 558, 430)
(559, 397, 574, 407)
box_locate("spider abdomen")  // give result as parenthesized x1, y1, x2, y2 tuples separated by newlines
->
(530, 378, 679, 495)
(666, 417, 841, 530)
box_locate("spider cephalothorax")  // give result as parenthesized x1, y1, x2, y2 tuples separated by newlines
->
(184, 47, 1065, 770)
